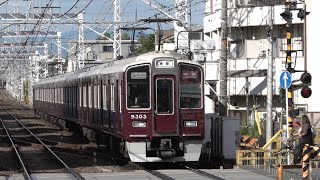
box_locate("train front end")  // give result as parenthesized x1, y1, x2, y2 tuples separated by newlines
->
(123, 54, 204, 162)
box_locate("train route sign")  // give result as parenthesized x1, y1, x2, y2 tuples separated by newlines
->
(280, 71, 291, 89)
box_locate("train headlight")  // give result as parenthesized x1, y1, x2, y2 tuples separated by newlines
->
(184, 121, 197, 127)
(132, 121, 147, 128)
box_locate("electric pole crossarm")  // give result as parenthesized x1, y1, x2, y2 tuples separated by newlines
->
(0, 31, 58, 37)
(140, 0, 176, 21)
(0, 13, 77, 21)
(83, 24, 114, 42)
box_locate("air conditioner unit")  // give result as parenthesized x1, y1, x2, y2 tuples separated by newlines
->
(236, 0, 247, 7)
(236, 0, 254, 7)
(298, 107, 307, 114)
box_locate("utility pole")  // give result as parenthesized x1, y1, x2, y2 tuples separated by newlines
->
(266, 5, 274, 147)
(78, 13, 84, 69)
(302, 1, 307, 71)
(220, 0, 228, 117)
(282, 0, 294, 138)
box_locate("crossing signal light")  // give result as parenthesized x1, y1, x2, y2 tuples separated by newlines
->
(297, 9, 310, 20)
(280, 9, 292, 22)
(300, 72, 312, 98)
(300, 72, 311, 84)
(301, 86, 312, 98)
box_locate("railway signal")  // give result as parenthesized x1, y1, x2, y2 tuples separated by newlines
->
(297, 9, 310, 20)
(300, 72, 312, 98)
(280, 9, 292, 22)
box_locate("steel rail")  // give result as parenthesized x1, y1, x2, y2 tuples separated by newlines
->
(0, 92, 85, 180)
(185, 165, 226, 180)
(0, 118, 32, 180)
(144, 169, 175, 180)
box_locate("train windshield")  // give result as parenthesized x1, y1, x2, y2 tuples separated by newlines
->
(126, 65, 150, 109)
(179, 64, 202, 108)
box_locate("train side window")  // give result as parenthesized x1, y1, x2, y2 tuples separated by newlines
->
(60, 87, 65, 104)
(79, 86, 82, 107)
(59, 87, 62, 104)
(69, 87, 72, 104)
(111, 84, 115, 111)
(83, 85, 87, 107)
(88, 84, 92, 108)
(57, 88, 59, 104)
(54, 88, 56, 103)
(51, 88, 55, 103)
(103, 84, 107, 110)
(56, 88, 58, 103)
(94, 85, 97, 108)
(50, 88, 52, 103)
(97, 84, 100, 109)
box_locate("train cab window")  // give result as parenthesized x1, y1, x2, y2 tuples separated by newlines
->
(156, 79, 173, 114)
(179, 64, 202, 109)
(126, 65, 150, 109)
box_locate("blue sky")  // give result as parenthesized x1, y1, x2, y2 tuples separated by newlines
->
(0, 0, 204, 36)
(0, 0, 204, 51)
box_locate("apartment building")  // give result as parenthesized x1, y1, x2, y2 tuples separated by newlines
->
(203, 0, 320, 125)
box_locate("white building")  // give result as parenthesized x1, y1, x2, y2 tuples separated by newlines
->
(203, 0, 320, 126)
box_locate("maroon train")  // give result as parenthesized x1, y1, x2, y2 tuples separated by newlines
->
(33, 51, 205, 162)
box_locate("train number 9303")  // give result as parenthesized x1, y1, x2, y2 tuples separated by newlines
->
(130, 114, 147, 120)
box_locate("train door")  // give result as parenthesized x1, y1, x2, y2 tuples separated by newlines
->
(154, 75, 177, 133)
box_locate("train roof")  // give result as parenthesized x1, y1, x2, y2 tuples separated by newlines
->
(34, 51, 199, 86)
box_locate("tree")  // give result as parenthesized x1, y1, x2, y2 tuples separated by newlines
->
(122, 32, 130, 40)
(96, 32, 111, 40)
(135, 33, 155, 55)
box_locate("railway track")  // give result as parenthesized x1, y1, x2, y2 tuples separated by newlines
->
(0, 109, 85, 180)
(0, 89, 140, 175)
(0, 89, 228, 180)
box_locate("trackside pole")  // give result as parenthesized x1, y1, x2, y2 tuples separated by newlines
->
(277, 165, 283, 180)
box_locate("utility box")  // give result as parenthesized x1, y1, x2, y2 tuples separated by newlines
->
(203, 114, 240, 162)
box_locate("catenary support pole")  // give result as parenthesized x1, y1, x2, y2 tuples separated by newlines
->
(266, 5, 274, 149)
(284, 0, 293, 139)
(219, 0, 228, 117)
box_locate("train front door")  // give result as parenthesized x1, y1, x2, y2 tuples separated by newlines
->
(154, 76, 177, 133)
